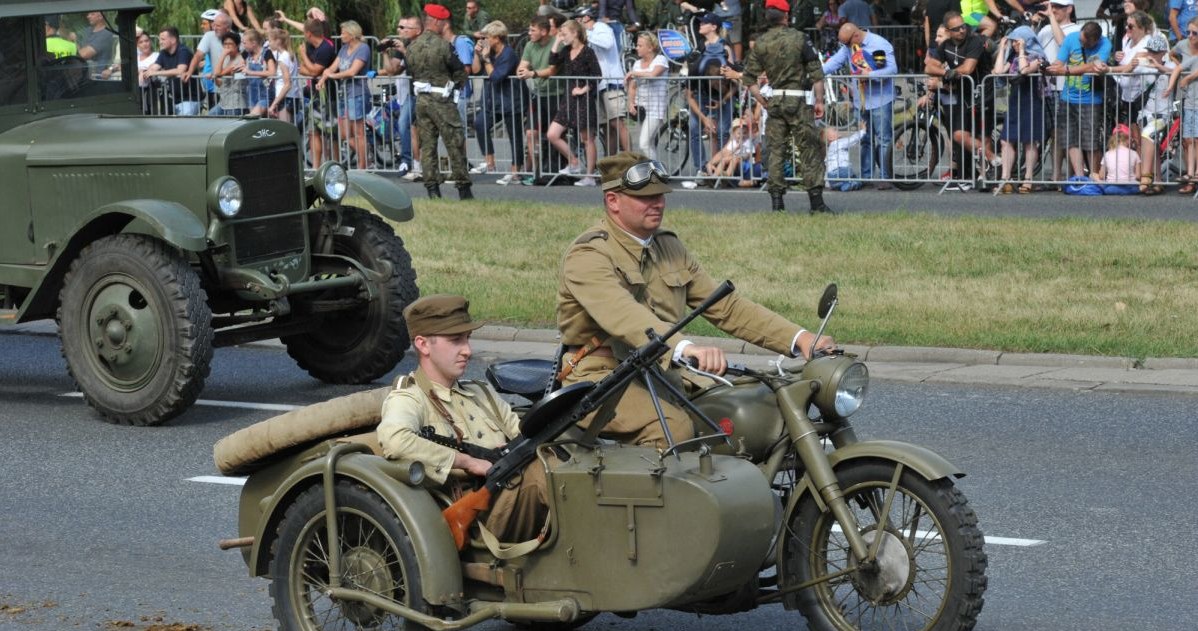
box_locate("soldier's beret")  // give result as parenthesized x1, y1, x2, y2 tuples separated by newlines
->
(424, 3, 451, 20)
(765, 0, 790, 12)
(404, 295, 484, 337)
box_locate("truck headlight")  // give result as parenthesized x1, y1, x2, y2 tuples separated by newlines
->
(209, 176, 243, 218)
(315, 162, 348, 202)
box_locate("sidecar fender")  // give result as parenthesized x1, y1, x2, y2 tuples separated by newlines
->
(241, 451, 463, 608)
(785, 439, 964, 515)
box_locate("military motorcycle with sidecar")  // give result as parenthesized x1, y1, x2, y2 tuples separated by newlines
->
(217, 282, 988, 631)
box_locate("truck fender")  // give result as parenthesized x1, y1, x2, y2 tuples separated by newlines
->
(17, 200, 208, 321)
(246, 452, 464, 608)
(347, 171, 414, 223)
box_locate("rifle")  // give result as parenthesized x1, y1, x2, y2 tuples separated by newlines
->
(418, 426, 508, 463)
(441, 280, 736, 549)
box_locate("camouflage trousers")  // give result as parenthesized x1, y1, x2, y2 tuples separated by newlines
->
(416, 97, 469, 187)
(764, 99, 824, 194)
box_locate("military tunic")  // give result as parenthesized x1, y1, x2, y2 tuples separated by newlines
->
(556, 215, 804, 446)
(378, 367, 548, 542)
(742, 25, 826, 194)
(406, 30, 470, 187)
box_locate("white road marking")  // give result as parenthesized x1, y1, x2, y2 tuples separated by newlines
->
(188, 475, 246, 486)
(831, 523, 1045, 547)
(186, 478, 1046, 546)
(60, 392, 301, 412)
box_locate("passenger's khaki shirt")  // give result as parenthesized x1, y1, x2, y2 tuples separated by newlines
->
(556, 215, 803, 357)
(377, 367, 520, 485)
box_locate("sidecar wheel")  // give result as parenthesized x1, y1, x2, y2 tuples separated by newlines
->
(270, 481, 429, 631)
(786, 461, 987, 631)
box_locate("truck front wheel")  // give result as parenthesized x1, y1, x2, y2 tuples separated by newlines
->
(283, 207, 418, 384)
(58, 234, 214, 426)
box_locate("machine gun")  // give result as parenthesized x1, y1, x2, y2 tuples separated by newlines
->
(441, 281, 736, 549)
(418, 426, 508, 463)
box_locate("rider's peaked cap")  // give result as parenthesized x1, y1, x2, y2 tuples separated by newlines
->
(599, 152, 672, 197)
(404, 295, 484, 338)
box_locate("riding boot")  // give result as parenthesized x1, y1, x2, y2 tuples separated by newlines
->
(457, 184, 474, 200)
(770, 191, 785, 212)
(807, 187, 834, 215)
(425, 183, 442, 199)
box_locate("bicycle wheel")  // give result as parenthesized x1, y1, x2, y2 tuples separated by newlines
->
(652, 114, 690, 175)
(892, 119, 943, 191)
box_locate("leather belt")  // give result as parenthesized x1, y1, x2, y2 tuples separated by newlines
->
(565, 345, 613, 358)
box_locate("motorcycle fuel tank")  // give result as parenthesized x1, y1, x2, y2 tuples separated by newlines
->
(514, 444, 775, 612)
(690, 380, 786, 461)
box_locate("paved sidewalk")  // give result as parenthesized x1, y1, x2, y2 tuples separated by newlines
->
(6, 320, 1198, 396)
(470, 326, 1198, 397)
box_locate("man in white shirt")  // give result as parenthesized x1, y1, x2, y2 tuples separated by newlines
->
(578, 7, 631, 155)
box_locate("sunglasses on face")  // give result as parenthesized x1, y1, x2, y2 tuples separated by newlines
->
(947, 24, 967, 32)
(1189, 30, 1198, 36)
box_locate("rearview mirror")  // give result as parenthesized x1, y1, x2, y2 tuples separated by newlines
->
(817, 283, 838, 319)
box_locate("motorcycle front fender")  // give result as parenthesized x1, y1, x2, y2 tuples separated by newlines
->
(782, 439, 965, 517)
(240, 449, 464, 609)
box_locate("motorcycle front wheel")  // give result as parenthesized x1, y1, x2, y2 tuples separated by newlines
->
(270, 481, 429, 630)
(786, 461, 987, 631)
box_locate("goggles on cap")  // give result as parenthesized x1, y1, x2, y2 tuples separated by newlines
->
(603, 160, 670, 191)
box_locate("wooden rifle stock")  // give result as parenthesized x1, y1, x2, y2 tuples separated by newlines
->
(442, 486, 493, 550)
(439, 281, 736, 550)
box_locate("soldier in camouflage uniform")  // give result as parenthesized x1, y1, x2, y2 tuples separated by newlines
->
(407, 3, 472, 199)
(742, 0, 834, 214)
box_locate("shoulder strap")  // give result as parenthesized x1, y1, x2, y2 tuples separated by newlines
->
(572, 229, 609, 245)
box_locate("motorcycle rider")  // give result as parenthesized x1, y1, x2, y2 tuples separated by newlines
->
(556, 151, 836, 448)
(377, 295, 549, 543)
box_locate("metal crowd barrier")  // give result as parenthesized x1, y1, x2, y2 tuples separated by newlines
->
(134, 69, 1193, 197)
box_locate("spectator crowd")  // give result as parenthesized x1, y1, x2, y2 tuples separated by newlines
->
(113, 0, 1198, 196)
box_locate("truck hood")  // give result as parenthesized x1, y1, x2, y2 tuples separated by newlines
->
(8, 114, 268, 166)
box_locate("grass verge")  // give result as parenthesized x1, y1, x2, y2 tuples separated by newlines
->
(387, 199, 1198, 359)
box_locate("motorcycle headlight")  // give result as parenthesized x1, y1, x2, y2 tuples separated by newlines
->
(209, 176, 243, 218)
(315, 161, 348, 202)
(832, 361, 869, 418)
(808, 357, 869, 419)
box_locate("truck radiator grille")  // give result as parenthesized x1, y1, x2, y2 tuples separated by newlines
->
(228, 146, 305, 264)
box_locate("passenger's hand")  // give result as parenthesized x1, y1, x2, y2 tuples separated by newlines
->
(681, 344, 728, 375)
(814, 101, 825, 119)
(454, 452, 493, 477)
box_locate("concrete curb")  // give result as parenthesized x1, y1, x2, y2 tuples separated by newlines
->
(7, 321, 1198, 395)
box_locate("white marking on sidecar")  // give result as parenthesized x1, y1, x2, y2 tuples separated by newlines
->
(831, 524, 1045, 547)
(60, 392, 301, 412)
(189, 475, 247, 486)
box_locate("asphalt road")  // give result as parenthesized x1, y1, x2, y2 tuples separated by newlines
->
(1, 332, 1196, 630)
(391, 178, 1198, 221)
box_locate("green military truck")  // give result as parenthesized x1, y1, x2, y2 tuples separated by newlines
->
(0, 1, 419, 425)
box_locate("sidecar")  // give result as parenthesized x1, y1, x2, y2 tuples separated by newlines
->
(217, 383, 779, 630)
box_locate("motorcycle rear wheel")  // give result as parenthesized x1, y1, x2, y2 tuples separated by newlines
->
(270, 481, 429, 630)
(786, 461, 987, 631)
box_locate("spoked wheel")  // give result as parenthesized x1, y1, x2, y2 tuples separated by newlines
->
(892, 120, 943, 191)
(271, 481, 429, 631)
(652, 116, 690, 175)
(787, 462, 987, 631)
